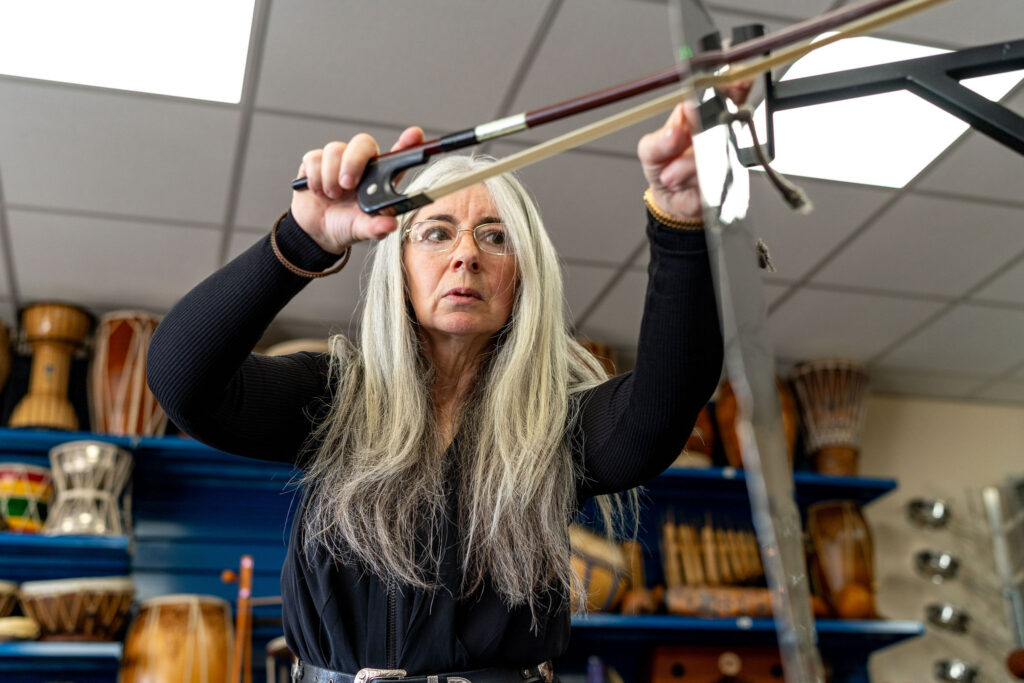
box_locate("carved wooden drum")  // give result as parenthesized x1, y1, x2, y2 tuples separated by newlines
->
(0, 581, 17, 618)
(18, 576, 134, 640)
(806, 500, 879, 619)
(89, 310, 167, 437)
(569, 524, 629, 613)
(9, 302, 93, 430)
(715, 378, 798, 469)
(120, 594, 234, 683)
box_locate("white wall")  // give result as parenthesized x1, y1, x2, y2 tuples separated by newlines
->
(858, 394, 1024, 682)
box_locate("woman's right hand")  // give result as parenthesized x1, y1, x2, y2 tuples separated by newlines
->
(290, 126, 425, 254)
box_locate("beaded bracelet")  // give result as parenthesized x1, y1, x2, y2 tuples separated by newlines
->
(643, 189, 704, 230)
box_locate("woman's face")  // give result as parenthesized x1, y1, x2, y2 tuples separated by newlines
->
(402, 184, 519, 346)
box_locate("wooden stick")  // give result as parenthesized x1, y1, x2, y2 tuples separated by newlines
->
(662, 515, 683, 589)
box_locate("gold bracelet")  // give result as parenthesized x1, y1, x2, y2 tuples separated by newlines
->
(643, 189, 704, 230)
(269, 212, 351, 279)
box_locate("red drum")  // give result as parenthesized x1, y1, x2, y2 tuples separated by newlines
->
(89, 310, 167, 436)
(0, 319, 11, 395)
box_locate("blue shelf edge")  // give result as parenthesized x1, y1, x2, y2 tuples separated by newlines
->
(651, 466, 897, 505)
(0, 532, 129, 553)
(0, 641, 122, 659)
(571, 614, 924, 650)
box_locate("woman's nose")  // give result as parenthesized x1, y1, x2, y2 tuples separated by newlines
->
(450, 230, 482, 272)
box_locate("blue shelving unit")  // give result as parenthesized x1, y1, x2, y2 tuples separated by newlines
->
(0, 427, 920, 682)
(0, 642, 121, 683)
(0, 532, 130, 582)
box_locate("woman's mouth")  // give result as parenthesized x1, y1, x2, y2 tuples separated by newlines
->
(443, 287, 483, 303)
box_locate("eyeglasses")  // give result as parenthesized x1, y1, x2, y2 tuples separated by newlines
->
(404, 220, 512, 256)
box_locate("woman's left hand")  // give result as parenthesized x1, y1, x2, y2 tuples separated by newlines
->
(637, 82, 753, 221)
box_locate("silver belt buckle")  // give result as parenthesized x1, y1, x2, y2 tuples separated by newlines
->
(291, 661, 304, 681)
(354, 668, 407, 683)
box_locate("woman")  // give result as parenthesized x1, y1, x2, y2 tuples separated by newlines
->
(147, 101, 722, 683)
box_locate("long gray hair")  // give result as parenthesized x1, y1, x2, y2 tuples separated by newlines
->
(301, 155, 634, 624)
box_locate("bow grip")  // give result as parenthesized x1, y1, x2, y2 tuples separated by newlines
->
(356, 147, 430, 216)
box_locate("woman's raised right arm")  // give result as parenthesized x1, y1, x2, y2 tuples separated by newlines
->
(147, 126, 425, 463)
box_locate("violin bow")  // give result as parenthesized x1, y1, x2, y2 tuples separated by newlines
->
(668, 0, 825, 680)
(292, 0, 953, 216)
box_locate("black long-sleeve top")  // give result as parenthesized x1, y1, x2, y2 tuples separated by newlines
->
(147, 209, 722, 675)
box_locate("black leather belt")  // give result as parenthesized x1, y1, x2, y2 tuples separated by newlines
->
(291, 661, 555, 683)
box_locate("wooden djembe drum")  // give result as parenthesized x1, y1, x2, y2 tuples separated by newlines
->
(806, 500, 879, 619)
(569, 524, 629, 613)
(715, 377, 798, 469)
(790, 358, 869, 476)
(120, 595, 234, 683)
(89, 311, 166, 436)
(9, 303, 93, 430)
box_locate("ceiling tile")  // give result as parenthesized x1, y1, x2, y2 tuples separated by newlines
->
(749, 175, 894, 280)
(812, 194, 1024, 297)
(763, 281, 792, 308)
(971, 258, 1024, 305)
(562, 261, 622, 327)
(228, 229, 365, 325)
(256, 0, 548, 130)
(873, 0, 1024, 48)
(572, 269, 649, 348)
(8, 210, 219, 312)
(868, 367, 988, 400)
(0, 300, 14, 331)
(707, 0, 831, 18)
(236, 113, 425, 229)
(491, 142, 651, 264)
(0, 80, 239, 224)
(509, 2, 786, 157)
(767, 287, 945, 361)
(973, 379, 1024, 404)
(914, 88, 1024, 204)
(877, 303, 1024, 374)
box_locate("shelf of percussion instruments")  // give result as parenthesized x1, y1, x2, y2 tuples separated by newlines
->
(647, 466, 897, 506)
(0, 641, 122, 681)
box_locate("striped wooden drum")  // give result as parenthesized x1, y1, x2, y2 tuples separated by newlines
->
(89, 311, 167, 436)
(120, 595, 234, 683)
(9, 302, 93, 430)
(569, 524, 629, 613)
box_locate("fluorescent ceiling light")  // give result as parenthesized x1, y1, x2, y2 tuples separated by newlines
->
(745, 34, 1024, 188)
(0, 0, 255, 103)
